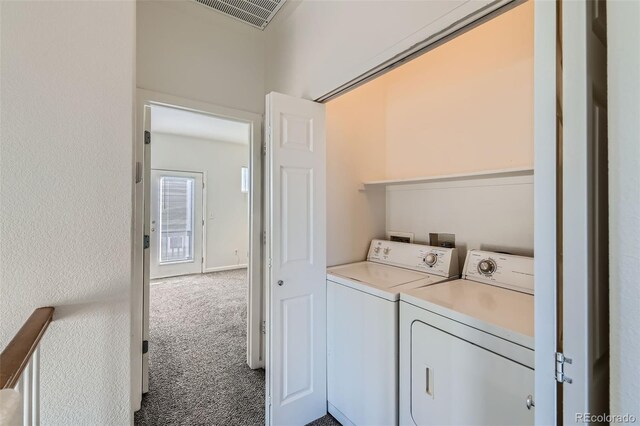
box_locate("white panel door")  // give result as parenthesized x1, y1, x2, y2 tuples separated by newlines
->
(562, 0, 609, 420)
(266, 92, 326, 426)
(149, 169, 204, 279)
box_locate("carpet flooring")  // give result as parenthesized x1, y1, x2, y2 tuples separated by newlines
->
(134, 269, 340, 426)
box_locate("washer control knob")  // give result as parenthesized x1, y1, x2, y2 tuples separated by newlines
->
(478, 259, 497, 275)
(424, 253, 437, 266)
(383, 247, 391, 255)
(373, 247, 381, 254)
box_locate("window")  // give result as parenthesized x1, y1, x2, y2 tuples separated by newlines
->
(159, 176, 195, 264)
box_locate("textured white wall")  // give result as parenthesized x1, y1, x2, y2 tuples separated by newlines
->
(137, 0, 265, 114)
(608, 0, 640, 418)
(151, 133, 249, 272)
(0, 1, 135, 424)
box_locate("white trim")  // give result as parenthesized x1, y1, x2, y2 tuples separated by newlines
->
(533, 1, 558, 424)
(362, 167, 533, 189)
(204, 264, 249, 273)
(132, 89, 263, 412)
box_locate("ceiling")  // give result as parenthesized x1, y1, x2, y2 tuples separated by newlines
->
(193, 0, 286, 30)
(151, 105, 250, 145)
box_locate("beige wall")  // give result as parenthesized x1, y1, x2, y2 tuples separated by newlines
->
(325, 1, 533, 264)
(326, 80, 388, 266)
(382, 0, 533, 179)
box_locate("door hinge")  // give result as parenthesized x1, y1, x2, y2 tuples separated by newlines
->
(142, 340, 149, 354)
(262, 143, 267, 156)
(143, 235, 150, 249)
(144, 130, 151, 145)
(555, 352, 573, 384)
(135, 161, 142, 184)
(261, 320, 266, 334)
(268, 258, 272, 269)
(263, 230, 267, 245)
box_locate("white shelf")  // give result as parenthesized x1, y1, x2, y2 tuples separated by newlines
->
(360, 167, 534, 189)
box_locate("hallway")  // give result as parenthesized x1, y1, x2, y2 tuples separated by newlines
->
(135, 269, 265, 425)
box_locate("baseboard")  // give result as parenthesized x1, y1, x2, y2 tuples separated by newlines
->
(204, 264, 248, 273)
(328, 402, 352, 426)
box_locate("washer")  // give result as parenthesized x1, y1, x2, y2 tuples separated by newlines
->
(327, 239, 459, 426)
(399, 250, 535, 426)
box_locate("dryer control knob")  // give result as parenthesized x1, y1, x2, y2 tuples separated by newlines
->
(424, 253, 437, 266)
(478, 259, 497, 275)
(373, 247, 381, 254)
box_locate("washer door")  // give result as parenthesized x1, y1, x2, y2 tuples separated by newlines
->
(411, 321, 534, 425)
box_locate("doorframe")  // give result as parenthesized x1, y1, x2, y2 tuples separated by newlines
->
(149, 168, 206, 280)
(131, 89, 264, 412)
(533, 0, 559, 423)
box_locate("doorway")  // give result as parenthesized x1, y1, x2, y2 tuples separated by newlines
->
(132, 90, 264, 416)
(150, 170, 204, 279)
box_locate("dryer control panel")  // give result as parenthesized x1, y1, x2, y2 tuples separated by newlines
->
(367, 239, 459, 278)
(463, 250, 534, 294)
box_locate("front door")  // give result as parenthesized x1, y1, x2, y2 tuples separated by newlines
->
(150, 169, 204, 279)
(266, 92, 327, 425)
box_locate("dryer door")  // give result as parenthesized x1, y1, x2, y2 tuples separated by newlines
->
(410, 321, 534, 425)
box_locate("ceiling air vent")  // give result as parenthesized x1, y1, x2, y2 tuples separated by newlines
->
(194, 0, 286, 30)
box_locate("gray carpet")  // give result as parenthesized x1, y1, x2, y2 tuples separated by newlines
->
(135, 269, 265, 425)
(134, 268, 340, 426)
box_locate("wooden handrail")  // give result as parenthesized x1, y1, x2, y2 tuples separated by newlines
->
(0, 307, 54, 389)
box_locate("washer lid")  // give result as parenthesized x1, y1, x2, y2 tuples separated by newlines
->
(328, 261, 429, 288)
(327, 262, 446, 301)
(401, 279, 534, 348)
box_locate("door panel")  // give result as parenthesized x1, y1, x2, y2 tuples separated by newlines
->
(267, 92, 326, 426)
(150, 170, 204, 279)
(562, 0, 609, 420)
(281, 295, 313, 403)
(281, 167, 313, 264)
(410, 321, 534, 426)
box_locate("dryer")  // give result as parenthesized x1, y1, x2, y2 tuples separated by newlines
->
(327, 239, 459, 426)
(399, 250, 535, 426)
